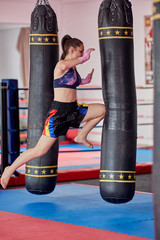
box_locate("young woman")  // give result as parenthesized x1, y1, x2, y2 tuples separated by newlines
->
(0, 35, 106, 189)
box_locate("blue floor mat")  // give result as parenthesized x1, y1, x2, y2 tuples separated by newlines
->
(0, 184, 154, 239)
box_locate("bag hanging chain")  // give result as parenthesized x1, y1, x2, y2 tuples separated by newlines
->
(36, 0, 51, 7)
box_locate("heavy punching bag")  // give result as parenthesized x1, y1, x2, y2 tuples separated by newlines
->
(25, 0, 59, 194)
(98, 0, 137, 203)
(153, 0, 160, 238)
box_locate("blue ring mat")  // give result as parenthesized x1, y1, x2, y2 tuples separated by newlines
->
(0, 144, 153, 164)
(16, 145, 153, 172)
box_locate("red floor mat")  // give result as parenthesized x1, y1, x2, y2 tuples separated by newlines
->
(0, 211, 151, 240)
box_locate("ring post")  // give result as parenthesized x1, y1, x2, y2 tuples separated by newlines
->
(2, 79, 20, 165)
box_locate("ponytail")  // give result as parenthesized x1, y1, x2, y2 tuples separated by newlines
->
(60, 35, 83, 60)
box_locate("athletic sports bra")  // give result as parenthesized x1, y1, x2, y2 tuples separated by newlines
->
(54, 68, 81, 89)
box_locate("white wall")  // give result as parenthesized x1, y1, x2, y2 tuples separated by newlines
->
(0, 0, 33, 25)
(0, 0, 153, 86)
(132, 0, 153, 147)
(132, 0, 153, 87)
(0, 0, 153, 146)
(0, 28, 21, 84)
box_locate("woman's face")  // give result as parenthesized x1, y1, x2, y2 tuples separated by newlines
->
(72, 44, 84, 59)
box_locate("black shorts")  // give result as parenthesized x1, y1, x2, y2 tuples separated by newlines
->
(42, 100, 88, 138)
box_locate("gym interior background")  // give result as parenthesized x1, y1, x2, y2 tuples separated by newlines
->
(0, 0, 156, 240)
(0, 0, 153, 147)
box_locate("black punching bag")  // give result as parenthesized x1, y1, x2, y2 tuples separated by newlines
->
(98, 0, 137, 203)
(153, 0, 160, 238)
(25, 0, 59, 194)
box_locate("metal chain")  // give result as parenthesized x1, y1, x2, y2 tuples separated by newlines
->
(45, 0, 51, 6)
(36, 0, 50, 6)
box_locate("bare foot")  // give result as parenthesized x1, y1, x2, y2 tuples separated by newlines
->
(0, 166, 12, 189)
(74, 136, 93, 149)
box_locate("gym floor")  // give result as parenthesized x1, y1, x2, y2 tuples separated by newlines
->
(0, 144, 154, 240)
(0, 173, 154, 240)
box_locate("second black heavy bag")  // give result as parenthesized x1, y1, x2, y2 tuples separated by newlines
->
(153, 0, 160, 238)
(25, 1, 59, 194)
(98, 0, 137, 203)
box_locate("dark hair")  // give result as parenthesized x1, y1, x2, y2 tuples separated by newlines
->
(61, 35, 83, 60)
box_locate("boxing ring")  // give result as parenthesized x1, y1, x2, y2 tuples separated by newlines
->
(0, 81, 153, 186)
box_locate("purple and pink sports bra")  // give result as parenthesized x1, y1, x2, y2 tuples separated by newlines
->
(54, 68, 81, 89)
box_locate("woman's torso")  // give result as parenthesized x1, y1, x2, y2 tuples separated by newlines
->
(53, 66, 81, 103)
(54, 88, 77, 102)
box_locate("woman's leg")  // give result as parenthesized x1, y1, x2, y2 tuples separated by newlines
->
(74, 103, 106, 148)
(0, 135, 57, 189)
